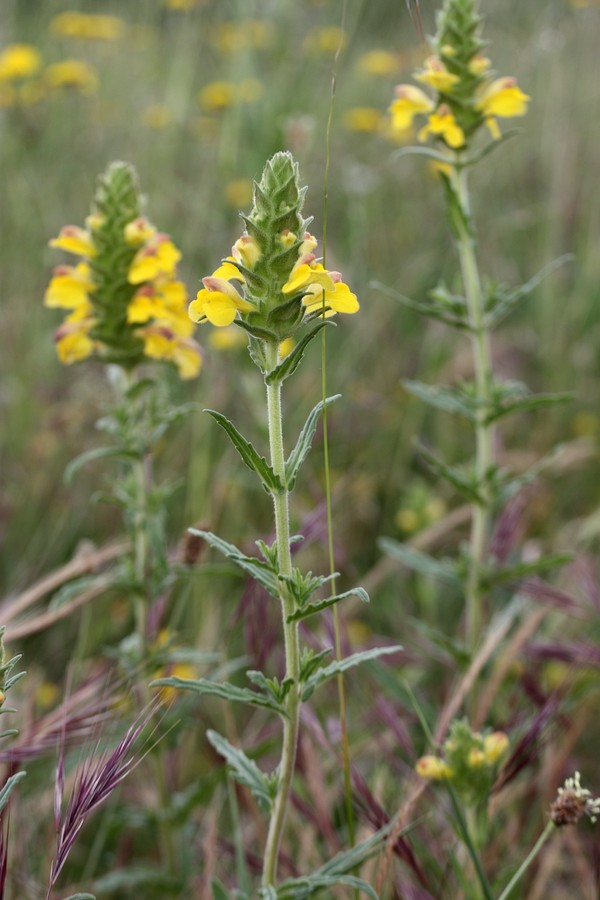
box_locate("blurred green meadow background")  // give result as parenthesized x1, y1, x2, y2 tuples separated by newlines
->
(2, 0, 600, 895)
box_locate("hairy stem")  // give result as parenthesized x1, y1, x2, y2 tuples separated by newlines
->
(453, 165, 495, 653)
(262, 343, 301, 889)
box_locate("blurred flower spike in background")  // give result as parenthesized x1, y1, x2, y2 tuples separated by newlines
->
(45, 161, 201, 379)
(389, 0, 530, 149)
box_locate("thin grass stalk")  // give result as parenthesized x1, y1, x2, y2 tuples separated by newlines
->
(262, 342, 301, 888)
(496, 821, 555, 900)
(452, 162, 495, 655)
(321, 0, 356, 852)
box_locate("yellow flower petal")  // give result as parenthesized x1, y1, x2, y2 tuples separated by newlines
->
(49, 226, 96, 257)
(389, 85, 434, 131)
(476, 77, 530, 118)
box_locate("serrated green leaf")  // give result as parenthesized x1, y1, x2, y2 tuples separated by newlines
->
(64, 894, 96, 900)
(235, 320, 279, 343)
(403, 380, 476, 420)
(0, 771, 26, 814)
(189, 530, 280, 598)
(150, 677, 287, 716)
(285, 395, 340, 490)
(207, 730, 274, 812)
(247, 335, 268, 373)
(301, 646, 402, 701)
(65, 446, 139, 485)
(379, 537, 460, 586)
(287, 587, 369, 623)
(265, 321, 332, 385)
(273, 874, 379, 899)
(204, 410, 283, 494)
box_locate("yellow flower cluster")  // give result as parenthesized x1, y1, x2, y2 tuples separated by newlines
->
(198, 78, 263, 112)
(189, 232, 358, 328)
(50, 12, 126, 42)
(390, 54, 530, 149)
(0, 42, 99, 107)
(416, 731, 509, 783)
(45, 218, 201, 379)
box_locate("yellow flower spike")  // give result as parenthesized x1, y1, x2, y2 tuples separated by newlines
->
(124, 217, 157, 245)
(389, 85, 434, 132)
(198, 80, 236, 111)
(232, 235, 261, 268)
(0, 44, 42, 81)
(483, 731, 509, 763)
(127, 288, 166, 325)
(128, 236, 182, 284)
(476, 77, 530, 119)
(282, 262, 335, 296)
(44, 263, 94, 309)
(172, 339, 203, 379)
(416, 755, 453, 780)
(414, 56, 460, 93)
(49, 225, 96, 258)
(419, 106, 465, 148)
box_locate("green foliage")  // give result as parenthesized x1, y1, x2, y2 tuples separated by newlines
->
(150, 675, 289, 717)
(204, 409, 284, 494)
(190, 529, 281, 598)
(301, 646, 402, 702)
(285, 395, 340, 491)
(264, 321, 332, 384)
(207, 730, 277, 813)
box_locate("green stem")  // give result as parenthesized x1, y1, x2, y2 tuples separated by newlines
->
(447, 787, 494, 900)
(262, 343, 301, 889)
(453, 165, 495, 653)
(496, 821, 555, 900)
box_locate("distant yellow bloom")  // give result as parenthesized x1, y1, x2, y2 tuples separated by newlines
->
(483, 731, 509, 763)
(45, 60, 98, 94)
(419, 106, 465, 148)
(0, 44, 41, 81)
(414, 56, 460, 93)
(198, 80, 236, 111)
(304, 26, 345, 55)
(213, 20, 270, 54)
(138, 327, 202, 379)
(141, 104, 173, 129)
(468, 748, 486, 767)
(279, 337, 295, 359)
(416, 755, 453, 780)
(342, 107, 383, 133)
(51, 12, 126, 41)
(164, 0, 201, 9)
(208, 326, 247, 351)
(389, 85, 434, 132)
(225, 178, 253, 209)
(357, 49, 400, 77)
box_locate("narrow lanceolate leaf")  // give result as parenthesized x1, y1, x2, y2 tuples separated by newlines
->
(287, 587, 369, 623)
(189, 530, 280, 598)
(416, 444, 485, 505)
(265, 321, 332, 385)
(272, 874, 379, 899)
(204, 410, 283, 494)
(150, 677, 287, 717)
(483, 554, 571, 589)
(371, 281, 470, 331)
(206, 730, 274, 812)
(63, 894, 96, 899)
(484, 390, 573, 425)
(379, 538, 460, 586)
(403, 380, 476, 421)
(485, 254, 573, 329)
(64, 446, 139, 484)
(301, 646, 402, 701)
(285, 395, 340, 490)
(0, 772, 26, 815)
